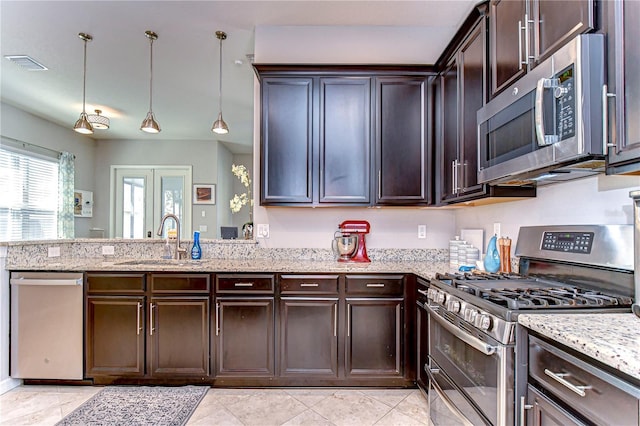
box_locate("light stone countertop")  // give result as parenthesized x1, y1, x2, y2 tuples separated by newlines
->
(518, 313, 640, 382)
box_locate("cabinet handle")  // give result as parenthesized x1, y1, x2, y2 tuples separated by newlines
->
(519, 396, 533, 426)
(300, 283, 319, 287)
(602, 84, 617, 153)
(136, 302, 142, 335)
(366, 283, 385, 288)
(215, 302, 220, 336)
(347, 303, 351, 337)
(523, 14, 533, 66)
(518, 19, 524, 69)
(334, 303, 337, 337)
(544, 369, 592, 397)
(234, 282, 254, 287)
(149, 302, 155, 336)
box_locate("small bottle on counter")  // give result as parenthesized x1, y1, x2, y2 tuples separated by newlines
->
(191, 231, 202, 260)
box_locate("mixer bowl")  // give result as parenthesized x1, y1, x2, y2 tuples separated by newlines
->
(334, 235, 358, 260)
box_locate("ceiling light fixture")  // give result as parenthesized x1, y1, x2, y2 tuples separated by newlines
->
(140, 30, 161, 134)
(73, 33, 93, 135)
(212, 30, 229, 135)
(87, 109, 110, 130)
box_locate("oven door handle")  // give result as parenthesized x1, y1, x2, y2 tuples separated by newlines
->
(427, 305, 497, 356)
(427, 367, 476, 426)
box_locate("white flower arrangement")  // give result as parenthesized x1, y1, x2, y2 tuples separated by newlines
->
(230, 164, 253, 221)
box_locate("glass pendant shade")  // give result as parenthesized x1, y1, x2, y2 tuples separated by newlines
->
(212, 112, 229, 134)
(212, 30, 229, 134)
(74, 112, 93, 134)
(140, 111, 161, 133)
(141, 30, 161, 133)
(73, 33, 93, 135)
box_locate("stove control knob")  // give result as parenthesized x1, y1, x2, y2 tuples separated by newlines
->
(464, 308, 478, 323)
(478, 314, 492, 331)
(448, 299, 461, 313)
(436, 292, 446, 305)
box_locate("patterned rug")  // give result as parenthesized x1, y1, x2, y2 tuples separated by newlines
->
(56, 385, 209, 426)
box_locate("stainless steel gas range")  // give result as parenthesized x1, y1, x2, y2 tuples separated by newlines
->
(424, 225, 634, 426)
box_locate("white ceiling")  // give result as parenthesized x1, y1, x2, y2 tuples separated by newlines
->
(1, 1, 476, 153)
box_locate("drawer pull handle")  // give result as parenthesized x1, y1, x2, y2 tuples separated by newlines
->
(366, 283, 385, 288)
(300, 283, 319, 287)
(544, 369, 591, 397)
(234, 282, 254, 287)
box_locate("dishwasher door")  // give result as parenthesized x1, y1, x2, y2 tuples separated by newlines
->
(10, 272, 84, 379)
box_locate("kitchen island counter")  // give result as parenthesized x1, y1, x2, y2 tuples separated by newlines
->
(518, 313, 640, 381)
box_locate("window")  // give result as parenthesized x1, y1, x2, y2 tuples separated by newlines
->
(0, 145, 59, 241)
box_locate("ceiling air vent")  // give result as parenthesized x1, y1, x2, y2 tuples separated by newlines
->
(4, 55, 48, 71)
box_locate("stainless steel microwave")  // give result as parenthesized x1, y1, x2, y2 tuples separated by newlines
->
(477, 34, 606, 186)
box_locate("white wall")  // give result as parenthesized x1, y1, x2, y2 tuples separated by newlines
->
(455, 174, 640, 251)
(0, 102, 97, 238)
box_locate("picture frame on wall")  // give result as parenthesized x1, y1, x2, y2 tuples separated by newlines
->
(193, 184, 216, 205)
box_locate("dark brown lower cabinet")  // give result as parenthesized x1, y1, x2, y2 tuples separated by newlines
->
(215, 298, 275, 377)
(86, 296, 145, 377)
(280, 298, 339, 377)
(149, 297, 209, 377)
(346, 298, 403, 377)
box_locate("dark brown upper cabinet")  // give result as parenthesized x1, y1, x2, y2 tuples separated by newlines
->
(605, 0, 640, 174)
(489, 0, 595, 98)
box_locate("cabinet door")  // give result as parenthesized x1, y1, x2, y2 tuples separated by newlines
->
(215, 298, 274, 376)
(319, 77, 371, 204)
(490, 0, 527, 97)
(375, 77, 429, 205)
(533, 0, 594, 64)
(149, 297, 210, 377)
(607, 0, 640, 172)
(280, 298, 339, 377)
(458, 21, 486, 194)
(526, 385, 586, 425)
(86, 296, 145, 377)
(438, 60, 459, 202)
(261, 77, 314, 204)
(346, 298, 403, 377)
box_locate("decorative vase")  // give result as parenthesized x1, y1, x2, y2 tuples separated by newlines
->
(191, 231, 202, 259)
(242, 222, 253, 240)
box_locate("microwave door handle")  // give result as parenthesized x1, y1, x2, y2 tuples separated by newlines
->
(534, 78, 547, 146)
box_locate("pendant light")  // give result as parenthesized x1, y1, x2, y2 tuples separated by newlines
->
(140, 30, 161, 133)
(87, 109, 110, 129)
(73, 33, 93, 135)
(212, 30, 229, 134)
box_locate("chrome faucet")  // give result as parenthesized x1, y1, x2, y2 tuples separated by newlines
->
(156, 213, 187, 260)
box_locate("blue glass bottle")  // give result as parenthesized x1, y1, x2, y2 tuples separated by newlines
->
(191, 231, 202, 260)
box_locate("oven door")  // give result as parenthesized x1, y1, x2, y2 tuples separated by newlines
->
(427, 304, 514, 426)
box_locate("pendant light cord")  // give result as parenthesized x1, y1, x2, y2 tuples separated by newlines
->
(82, 38, 87, 114)
(149, 37, 154, 112)
(218, 36, 223, 113)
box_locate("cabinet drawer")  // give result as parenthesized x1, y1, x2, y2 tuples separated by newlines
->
(150, 274, 210, 293)
(216, 274, 275, 294)
(86, 273, 145, 293)
(280, 275, 339, 295)
(345, 275, 404, 296)
(529, 335, 640, 426)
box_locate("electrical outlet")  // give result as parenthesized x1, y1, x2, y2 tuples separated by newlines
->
(199, 225, 208, 232)
(48, 246, 60, 257)
(101, 245, 115, 255)
(417, 225, 427, 239)
(257, 224, 270, 238)
(493, 222, 501, 237)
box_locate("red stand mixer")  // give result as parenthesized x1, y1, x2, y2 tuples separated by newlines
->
(332, 220, 371, 263)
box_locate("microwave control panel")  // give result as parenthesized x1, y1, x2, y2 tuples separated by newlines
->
(541, 231, 594, 254)
(555, 65, 576, 140)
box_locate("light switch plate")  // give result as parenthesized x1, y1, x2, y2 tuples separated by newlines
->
(101, 245, 115, 255)
(417, 225, 427, 239)
(48, 246, 60, 257)
(257, 224, 270, 238)
(199, 225, 208, 232)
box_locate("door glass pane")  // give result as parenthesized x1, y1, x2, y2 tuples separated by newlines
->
(123, 177, 145, 239)
(159, 175, 184, 237)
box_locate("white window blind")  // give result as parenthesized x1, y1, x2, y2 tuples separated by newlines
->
(0, 145, 59, 241)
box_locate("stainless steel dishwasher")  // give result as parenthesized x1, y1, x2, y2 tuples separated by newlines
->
(10, 272, 84, 379)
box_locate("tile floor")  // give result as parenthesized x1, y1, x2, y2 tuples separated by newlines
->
(0, 385, 430, 425)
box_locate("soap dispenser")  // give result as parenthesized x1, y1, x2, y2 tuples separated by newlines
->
(191, 231, 202, 260)
(483, 235, 500, 273)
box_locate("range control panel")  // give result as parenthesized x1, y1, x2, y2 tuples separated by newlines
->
(541, 231, 594, 254)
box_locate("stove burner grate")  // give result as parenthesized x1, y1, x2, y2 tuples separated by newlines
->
(479, 286, 632, 310)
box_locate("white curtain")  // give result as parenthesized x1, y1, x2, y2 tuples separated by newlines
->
(57, 151, 75, 238)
